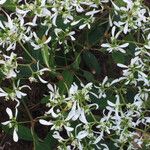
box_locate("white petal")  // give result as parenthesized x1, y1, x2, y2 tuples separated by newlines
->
(0, 89, 8, 97)
(7, 70, 17, 78)
(47, 84, 54, 92)
(5, 13, 13, 29)
(111, 26, 116, 37)
(71, 20, 80, 26)
(39, 119, 53, 126)
(0, 21, 5, 29)
(38, 75, 48, 84)
(16, 91, 26, 99)
(117, 63, 128, 68)
(70, 35, 75, 41)
(51, 109, 59, 118)
(65, 102, 76, 121)
(79, 110, 88, 124)
(39, 68, 50, 73)
(6, 108, 13, 119)
(119, 43, 129, 48)
(124, 22, 129, 34)
(13, 128, 18, 142)
(111, 1, 120, 10)
(101, 43, 110, 48)
(144, 45, 150, 49)
(0, 0, 6, 5)
(64, 126, 74, 132)
(79, 24, 86, 30)
(45, 107, 59, 118)
(69, 83, 78, 95)
(16, 8, 29, 15)
(31, 42, 41, 50)
(53, 131, 65, 141)
(52, 13, 58, 26)
(109, 14, 113, 27)
(1, 120, 11, 125)
(76, 130, 88, 140)
(44, 36, 51, 44)
(94, 132, 104, 144)
(146, 117, 150, 123)
(102, 76, 108, 85)
(107, 100, 115, 107)
(85, 10, 100, 16)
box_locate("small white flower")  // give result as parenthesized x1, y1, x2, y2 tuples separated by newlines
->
(0, 52, 18, 79)
(65, 102, 88, 124)
(31, 32, 51, 50)
(101, 26, 129, 53)
(2, 108, 18, 142)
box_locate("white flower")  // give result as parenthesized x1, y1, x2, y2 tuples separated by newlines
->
(0, 0, 6, 5)
(117, 56, 148, 85)
(112, 0, 148, 34)
(31, 32, 51, 50)
(101, 26, 129, 53)
(106, 95, 121, 124)
(0, 80, 29, 108)
(65, 101, 88, 124)
(1, 108, 18, 142)
(13, 80, 30, 100)
(0, 52, 18, 79)
(95, 76, 110, 98)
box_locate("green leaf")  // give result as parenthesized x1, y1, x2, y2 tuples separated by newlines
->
(72, 53, 81, 70)
(41, 45, 50, 68)
(82, 51, 101, 74)
(41, 96, 50, 104)
(17, 125, 37, 141)
(2, 0, 16, 11)
(58, 70, 74, 94)
(18, 66, 32, 78)
(88, 22, 107, 45)
(2, 124, 38, 141)
(112, 52, 125, 64)
(83, 70, 94, 82)
(35, 132, 57, 150)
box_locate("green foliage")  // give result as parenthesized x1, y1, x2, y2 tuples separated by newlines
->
(82, 51, 101, 75)
(0, 0, 150, 149)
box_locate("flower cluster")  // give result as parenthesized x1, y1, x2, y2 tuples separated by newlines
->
(0, 0, 150, 150)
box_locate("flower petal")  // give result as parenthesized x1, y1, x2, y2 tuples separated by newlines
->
(13, 128, 18, 142)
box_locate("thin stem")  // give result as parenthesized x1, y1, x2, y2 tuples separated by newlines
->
(21, 99, 36, 149)
(18, 41, 37, 63)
